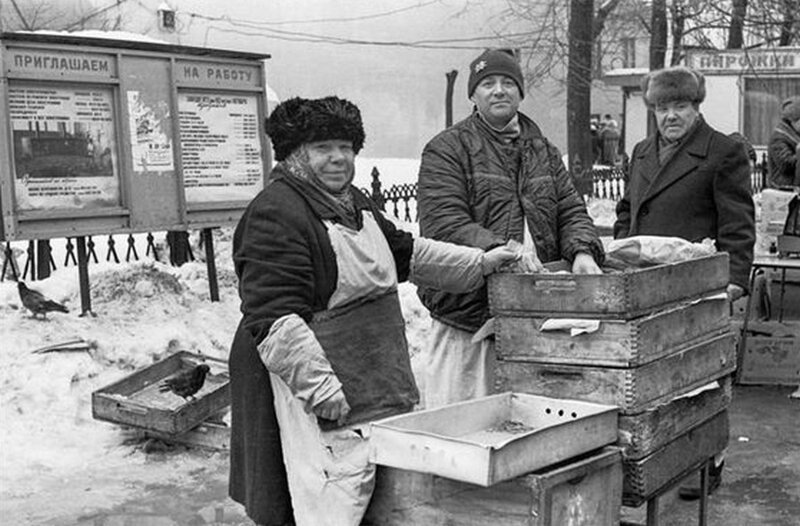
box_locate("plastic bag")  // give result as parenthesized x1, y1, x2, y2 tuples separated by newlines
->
(604, 235, 716, 269)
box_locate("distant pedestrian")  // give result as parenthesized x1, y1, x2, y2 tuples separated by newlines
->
(599, 119, 621, 166)
(767, 96, 800, 189)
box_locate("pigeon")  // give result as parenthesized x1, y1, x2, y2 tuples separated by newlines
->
(17, 281, 69, 319)
(159, 364, 211, 401)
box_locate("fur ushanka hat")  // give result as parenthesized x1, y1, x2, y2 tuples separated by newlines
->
(265, 96, 366, 161)
(781, 96, 800, 122)
(641, 66, 706, 108)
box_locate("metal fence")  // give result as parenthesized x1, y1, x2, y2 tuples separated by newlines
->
(362, 154, 770, 223)
(2, 154, 771, 284)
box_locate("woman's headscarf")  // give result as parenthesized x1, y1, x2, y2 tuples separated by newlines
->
(265, 96, 367, 227)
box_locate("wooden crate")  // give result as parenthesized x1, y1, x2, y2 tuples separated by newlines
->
(488, 253, 729, 320)
(92, 351, 230, 435)
(365, 447, 622, 526)
(494, 332, 736, 413)
(623, 410, 729, 507)
(618, 376, 732, 460)
(739, 321, 800, 385)
(495, 295, 730, 367)
(370, 392, 618, 486)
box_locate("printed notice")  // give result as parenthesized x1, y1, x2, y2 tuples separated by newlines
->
(128, 91, 174, 174)
(178, 93, 264, 203)
(10, 84, 120, 211)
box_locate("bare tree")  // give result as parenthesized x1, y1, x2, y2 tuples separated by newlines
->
(727, 0, 748, 48)
(1, 0, 118, 32)
(567, 0, 594, 194)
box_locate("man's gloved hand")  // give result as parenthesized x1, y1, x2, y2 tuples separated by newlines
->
(481, 244, 521, 275)
(571, 252, 603, 275)
(312, 388, 351, 426)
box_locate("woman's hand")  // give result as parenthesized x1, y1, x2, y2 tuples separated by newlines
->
(313, 388, 351, 425)
(571, 252, 603, 275)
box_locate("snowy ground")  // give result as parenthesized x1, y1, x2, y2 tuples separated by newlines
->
(0, 217, 434, 524)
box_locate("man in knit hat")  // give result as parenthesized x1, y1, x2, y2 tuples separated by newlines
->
(416, 48, 604, 409)
(767, 95, 800, 188)
(614, 66, 755, 500)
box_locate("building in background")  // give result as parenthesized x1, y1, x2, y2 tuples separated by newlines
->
(605, 47, 800, 157)
(3, 0, 621, 161)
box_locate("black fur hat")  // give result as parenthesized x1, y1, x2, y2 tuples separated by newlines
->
(641, 66, 706, 107)
(265, 96, 366, 161)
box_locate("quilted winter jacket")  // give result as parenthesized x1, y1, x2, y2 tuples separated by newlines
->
(417, 111, 604, 332)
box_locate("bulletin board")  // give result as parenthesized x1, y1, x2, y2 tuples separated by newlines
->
(0, 32, 272, 241)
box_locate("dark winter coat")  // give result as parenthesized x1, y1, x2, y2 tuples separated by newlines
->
(614, 118, 755, 290)
(417, 111, 604, 332)
(767, 119, 800, 189)
(228, 167, 414, 525)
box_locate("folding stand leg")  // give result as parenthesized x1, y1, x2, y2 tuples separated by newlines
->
(699, 461, 709, 526)
(646, 495, 659, 526)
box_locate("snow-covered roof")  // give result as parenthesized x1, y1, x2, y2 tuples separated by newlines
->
(17, 29, 169, 45)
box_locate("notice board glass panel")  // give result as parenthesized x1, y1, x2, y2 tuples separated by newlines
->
(178, 92, 264, 203)
(9, 83, 121, 211)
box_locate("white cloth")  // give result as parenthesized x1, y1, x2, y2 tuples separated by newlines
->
(271, 210, 396, 526)
(271, 373, 374, 526)
(423, 318, 494, 409)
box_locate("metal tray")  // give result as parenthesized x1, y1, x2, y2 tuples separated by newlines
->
(92, 351, 230, 435)
(369, 392, 618, 486)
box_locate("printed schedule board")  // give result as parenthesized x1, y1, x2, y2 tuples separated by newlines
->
(0, 32, 271, 241)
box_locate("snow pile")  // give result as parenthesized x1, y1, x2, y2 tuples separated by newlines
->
(0, 221, 429, 524)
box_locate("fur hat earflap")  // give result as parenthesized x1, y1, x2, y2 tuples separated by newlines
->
(641, 66, 706, 107)
(468, 49, 525, 99)
(781, 96, 800, 122)
(265, 96, 365, 161)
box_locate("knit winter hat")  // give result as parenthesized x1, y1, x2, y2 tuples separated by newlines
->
(641, 66, 706, 107)
(781, 96, 800, 122)
(468, 49, 525, 99)
(265, 96, 365, 161)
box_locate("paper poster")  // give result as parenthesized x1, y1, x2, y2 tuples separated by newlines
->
(178, 93, 264, 203)
(9, 85, 121, 211)
(127, 90, 174, 174)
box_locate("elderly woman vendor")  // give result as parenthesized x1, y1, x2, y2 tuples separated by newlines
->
(228, 96, 519, 526)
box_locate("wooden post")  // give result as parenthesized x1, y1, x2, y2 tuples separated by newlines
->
(167, 230, 191, 266)
(445, 70, 458, 129)
(202, 228, 219, 302)
(36, 239, 53, 279)
(76, 236, 94, 317)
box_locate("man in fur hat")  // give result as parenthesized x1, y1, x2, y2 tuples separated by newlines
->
(416, 48, 605, 410)
(614, 66, 756, 499)
(767, 95, 800, 188)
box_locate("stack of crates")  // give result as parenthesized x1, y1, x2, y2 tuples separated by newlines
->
(488, 253, 735, 506)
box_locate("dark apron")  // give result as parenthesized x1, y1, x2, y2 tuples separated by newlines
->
(310, 291, 419, 430)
